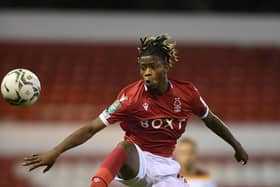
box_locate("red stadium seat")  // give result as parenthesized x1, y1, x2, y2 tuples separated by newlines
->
(0, 42, 279, 122)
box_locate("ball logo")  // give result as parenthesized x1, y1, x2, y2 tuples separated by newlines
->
(173, 97, 181, 113)
(27, 75, 32, 80)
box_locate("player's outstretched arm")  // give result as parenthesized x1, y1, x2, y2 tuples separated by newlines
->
(202, 110, 249, 165)
(23, 117, 106, 173)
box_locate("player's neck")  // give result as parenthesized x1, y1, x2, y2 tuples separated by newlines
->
(150, 78, 170, 95)
(159, 79, 170, 95)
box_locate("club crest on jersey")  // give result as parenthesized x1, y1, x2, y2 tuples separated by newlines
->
(143, 102, 149, 111)
(173, 97, 181, 113)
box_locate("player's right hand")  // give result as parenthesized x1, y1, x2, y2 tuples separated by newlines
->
(23, 149, 60, 173)
(234, 144, 249, 165)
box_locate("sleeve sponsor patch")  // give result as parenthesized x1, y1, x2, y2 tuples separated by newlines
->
(107, 100, 121, 114)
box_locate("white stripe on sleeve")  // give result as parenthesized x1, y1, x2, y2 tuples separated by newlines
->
(98, 110, 111, 126)
(199, 96, 209, 119)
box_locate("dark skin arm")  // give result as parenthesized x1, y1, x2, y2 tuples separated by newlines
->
(202, 110, 249, 165)
(23, 118, 106, 172)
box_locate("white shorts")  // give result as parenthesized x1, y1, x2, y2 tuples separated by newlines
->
(115, 144, 189, 187)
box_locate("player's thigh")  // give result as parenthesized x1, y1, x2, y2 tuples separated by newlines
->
(117, 141, 140, 180)
(115, 143, 150, 187)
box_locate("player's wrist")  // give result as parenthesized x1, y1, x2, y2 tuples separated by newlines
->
(233, 141, 242, 151)
(51, 146, 63, 156)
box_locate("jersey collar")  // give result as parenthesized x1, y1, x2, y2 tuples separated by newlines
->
(144, 80, 173, 92)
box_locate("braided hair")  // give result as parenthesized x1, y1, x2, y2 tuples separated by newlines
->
(138, 34, 178, 68)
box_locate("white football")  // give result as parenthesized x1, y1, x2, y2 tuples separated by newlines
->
(1, 69, 41, 106)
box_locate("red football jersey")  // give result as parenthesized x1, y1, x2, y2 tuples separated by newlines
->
(99, 80, 208, 157)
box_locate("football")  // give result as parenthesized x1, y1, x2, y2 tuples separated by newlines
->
(1, 68, 41, 106)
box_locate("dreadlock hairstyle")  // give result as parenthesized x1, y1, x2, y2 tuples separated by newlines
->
(138, 34, 178, 68)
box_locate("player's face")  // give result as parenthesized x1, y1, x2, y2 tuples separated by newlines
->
(174, 142, 197, 169)
(138, 55, 168, 91)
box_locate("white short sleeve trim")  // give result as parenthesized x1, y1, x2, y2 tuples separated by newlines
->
(98, 110, 111, 126)
(199, 96, 209, 119)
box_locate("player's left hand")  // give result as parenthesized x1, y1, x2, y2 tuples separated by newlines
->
(234, 144, 248, 165)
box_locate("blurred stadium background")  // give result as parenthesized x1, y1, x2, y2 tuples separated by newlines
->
(0, 1, 280, 187)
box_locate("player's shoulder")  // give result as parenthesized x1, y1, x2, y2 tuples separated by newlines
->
(118, 80, 144, 96)
(170, 79, 197, 91)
